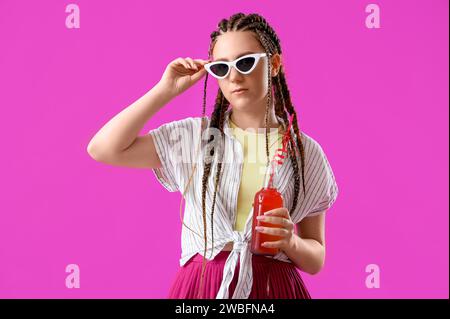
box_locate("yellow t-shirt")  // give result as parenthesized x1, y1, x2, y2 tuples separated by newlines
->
(229, 119, 283, 232)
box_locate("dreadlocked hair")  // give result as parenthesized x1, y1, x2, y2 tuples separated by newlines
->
(195, 12, 307, 298)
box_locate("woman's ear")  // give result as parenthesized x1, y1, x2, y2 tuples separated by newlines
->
(271, 53, 282, 77)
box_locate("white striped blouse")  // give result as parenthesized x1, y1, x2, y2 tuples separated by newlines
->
(148, 108, 339, 299)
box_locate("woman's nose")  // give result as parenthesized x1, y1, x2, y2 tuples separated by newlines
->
(228, 65, 244, 81)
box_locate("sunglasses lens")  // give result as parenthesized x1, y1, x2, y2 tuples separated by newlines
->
(236, 57, 256, 72)
(210, 63, 229, 77)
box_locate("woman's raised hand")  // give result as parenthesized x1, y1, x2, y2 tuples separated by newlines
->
(158, 57, 212, 98)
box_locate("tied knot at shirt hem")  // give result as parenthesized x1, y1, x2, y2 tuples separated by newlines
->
(232, 239, 246, 252)
(216, 231, 253, 299)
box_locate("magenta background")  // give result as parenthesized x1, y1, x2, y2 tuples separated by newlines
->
(0, 0, 448, 299)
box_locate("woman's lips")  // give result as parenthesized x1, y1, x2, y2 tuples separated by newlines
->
(232, 89, 248, 94)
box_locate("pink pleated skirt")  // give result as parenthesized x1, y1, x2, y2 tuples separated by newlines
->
(167, 250, 311, 299)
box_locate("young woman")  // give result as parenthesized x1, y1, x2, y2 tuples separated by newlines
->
(87, 12, 339, 299)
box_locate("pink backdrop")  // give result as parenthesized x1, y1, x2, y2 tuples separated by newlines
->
(0, 0, 448, 299)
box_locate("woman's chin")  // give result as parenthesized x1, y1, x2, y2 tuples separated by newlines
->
(230, 99, 252, 109)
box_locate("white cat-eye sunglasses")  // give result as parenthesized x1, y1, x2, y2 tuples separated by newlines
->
(204, 52, 268, 79)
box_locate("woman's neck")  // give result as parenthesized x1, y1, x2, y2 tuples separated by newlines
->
(229, 107, 281, 131)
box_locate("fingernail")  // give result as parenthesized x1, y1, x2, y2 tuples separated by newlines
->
(255, 226, 262, 230)
(256, 216, 264, 220)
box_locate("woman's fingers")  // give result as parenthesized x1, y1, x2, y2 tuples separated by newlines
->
(173, 57, 211, 70)
(185, 57, 198, 70)
(264, 207, 289, 217)
(261, 239, 284, 248)
(255, 226, 289, 237)
(257, 215, 287, 227)
(175, 57, 191, 70)
(178, 57, 212, 72)
(256, 215, 294, 232)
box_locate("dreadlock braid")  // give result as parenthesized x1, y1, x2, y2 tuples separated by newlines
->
(197, 88, 228, 298)
(276, 69, 307, 201)
(254, 28, 274, 165)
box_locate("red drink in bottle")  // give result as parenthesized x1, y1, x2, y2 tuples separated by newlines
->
(251, 186, 284, 256)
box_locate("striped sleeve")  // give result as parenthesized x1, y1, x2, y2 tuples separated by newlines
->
(303, 137, 339, 217)
(147, 117, 198, 193)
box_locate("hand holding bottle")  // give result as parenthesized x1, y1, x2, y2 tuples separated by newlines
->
(255, 207, 296, 253)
